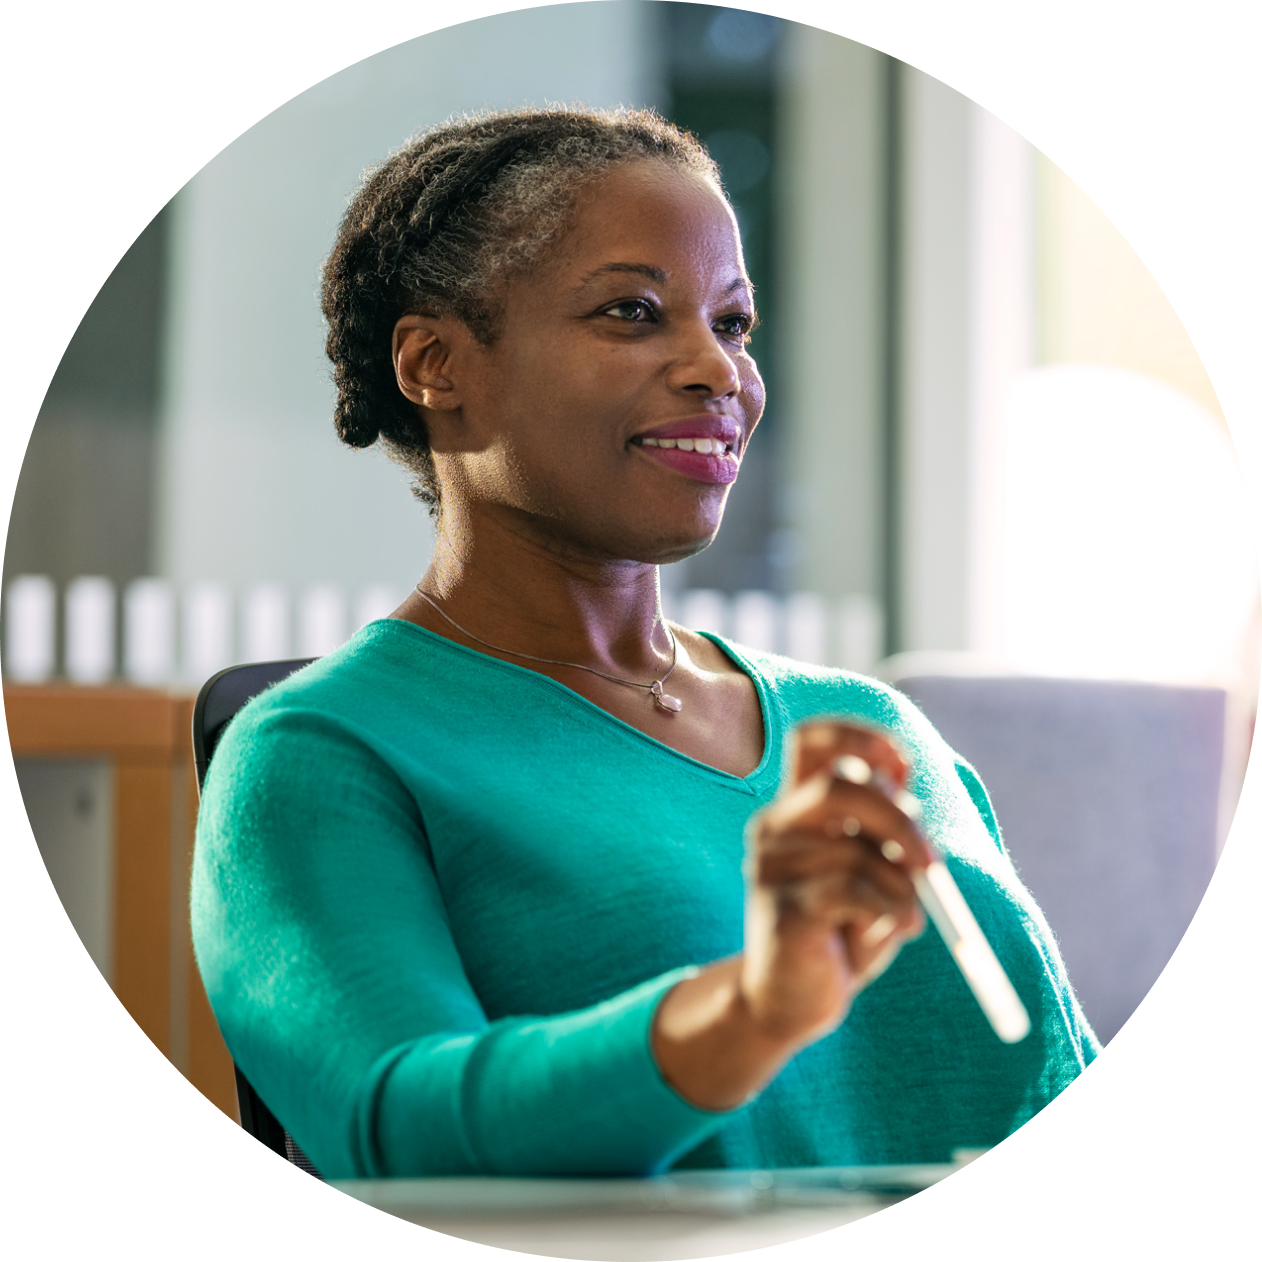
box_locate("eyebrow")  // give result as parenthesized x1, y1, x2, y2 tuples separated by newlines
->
(576, 262, 668, 287)
(574, 262, 754, 299)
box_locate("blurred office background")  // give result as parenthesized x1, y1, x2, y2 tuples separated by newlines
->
(7, 2, 1255, 692)
(4, 3, 1258, 1104)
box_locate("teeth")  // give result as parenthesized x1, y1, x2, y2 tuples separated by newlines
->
(636, 437, 736, 455)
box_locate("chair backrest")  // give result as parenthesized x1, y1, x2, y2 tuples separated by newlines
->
(886, 671, 1226, 1044)
(192, 658, 321, 1177)
(193, 658, 316, 787)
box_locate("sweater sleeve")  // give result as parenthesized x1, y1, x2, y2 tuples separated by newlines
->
(190, 704, 733, 1179)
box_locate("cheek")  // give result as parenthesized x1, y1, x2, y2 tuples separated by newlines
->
(741, 362, 767, 420)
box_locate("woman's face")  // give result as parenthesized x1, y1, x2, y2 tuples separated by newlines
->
(410, 159, 765, 565)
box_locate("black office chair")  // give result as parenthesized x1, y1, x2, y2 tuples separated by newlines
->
(192, 657, 321, 1178)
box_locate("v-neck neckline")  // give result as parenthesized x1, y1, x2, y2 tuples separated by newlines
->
(376, 618, 781, 795)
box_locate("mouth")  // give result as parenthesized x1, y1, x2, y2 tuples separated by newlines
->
(628, 417, 744, 486)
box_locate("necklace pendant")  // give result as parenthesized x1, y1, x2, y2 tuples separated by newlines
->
(651, 680, 683, 713)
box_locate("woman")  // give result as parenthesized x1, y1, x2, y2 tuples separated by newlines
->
(192, 107, 1097, 1180)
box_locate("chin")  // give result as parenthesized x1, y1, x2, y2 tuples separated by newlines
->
(570, 488, 729, 565)
(623, 514, 724, 567)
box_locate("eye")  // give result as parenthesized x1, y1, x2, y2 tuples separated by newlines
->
(714, 312, 755, 342)
(603, 298, 658, 324)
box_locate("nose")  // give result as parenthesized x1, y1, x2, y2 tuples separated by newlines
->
(666, 318, 742, 400)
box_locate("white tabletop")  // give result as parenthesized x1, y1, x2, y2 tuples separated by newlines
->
(333, 1164, 959, 1260)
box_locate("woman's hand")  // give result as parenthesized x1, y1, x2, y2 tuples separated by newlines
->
(740, 722, 930, 1046)
(652, 722, 932, 1111)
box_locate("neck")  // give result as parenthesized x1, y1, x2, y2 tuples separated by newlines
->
(416, 501, 673, 676)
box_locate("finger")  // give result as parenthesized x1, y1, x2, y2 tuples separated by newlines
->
(759, 856, 916, 925)
(776, 877, 884, 925)
(751, 828, 920, 909)
(816, 780, 934, 869)
(789, 721, 909, 790)
(790, 723, 908, 790)
(860, 912, 900, 947)
(767, 858, 918, 928)
(750, 800, 929, 910)
(843, 917, 912, 989)
(833, 754, 917, 818)
(756, 772, 928, 867)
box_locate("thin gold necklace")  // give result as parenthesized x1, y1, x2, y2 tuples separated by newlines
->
(413, 586, 684, 713)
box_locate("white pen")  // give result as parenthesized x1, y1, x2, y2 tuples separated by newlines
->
(834, 755, 1031, 1044)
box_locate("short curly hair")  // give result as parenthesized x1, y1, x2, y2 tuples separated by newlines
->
(320, 105, 723, 514)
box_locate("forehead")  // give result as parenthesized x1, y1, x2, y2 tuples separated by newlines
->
(554, 160, 747, 282)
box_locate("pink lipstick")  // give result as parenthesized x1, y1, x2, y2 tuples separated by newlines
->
(629, 416, 743, 486)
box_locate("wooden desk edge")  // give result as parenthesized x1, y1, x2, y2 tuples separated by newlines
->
(4, 684, 196, 758)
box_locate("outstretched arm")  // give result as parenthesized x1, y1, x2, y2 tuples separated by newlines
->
(653, 721, 931, 1110)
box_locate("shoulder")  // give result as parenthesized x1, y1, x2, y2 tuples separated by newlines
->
(197, 621, 439, 856)
(711, 636, 1005, 855)
(216, 617, 456, 742)
(702, 635, 932, 743)
(203, 619, 449, 793)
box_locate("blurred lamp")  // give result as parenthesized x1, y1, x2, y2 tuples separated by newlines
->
(996, 365, 1259, 690)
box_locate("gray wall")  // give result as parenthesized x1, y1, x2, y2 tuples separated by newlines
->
(5, 211, 168, 595)
(778, 28, 889, 605)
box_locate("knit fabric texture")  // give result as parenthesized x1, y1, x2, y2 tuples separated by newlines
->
(191, 618, 1099, 1179)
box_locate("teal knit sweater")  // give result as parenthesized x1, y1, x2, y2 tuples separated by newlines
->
(191, 619, 1098, 1179)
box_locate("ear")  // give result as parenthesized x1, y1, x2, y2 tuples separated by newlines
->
(393, 313, 464, 413)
